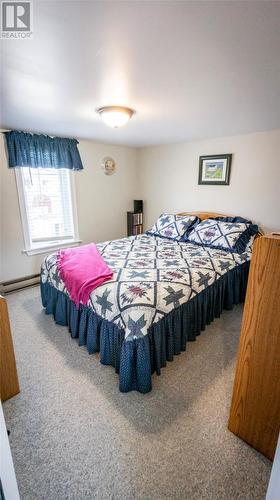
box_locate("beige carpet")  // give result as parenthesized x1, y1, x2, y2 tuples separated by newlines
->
(3, 287, 271, 499)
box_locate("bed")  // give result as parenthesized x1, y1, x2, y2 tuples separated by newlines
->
(40, 211, 259, 393)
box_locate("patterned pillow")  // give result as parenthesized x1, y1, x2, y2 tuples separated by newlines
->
(147, 213, 199, 241)
(244, 234, 257, 253)
(186, 219, 259, 253)
(213, 216, 253, 224)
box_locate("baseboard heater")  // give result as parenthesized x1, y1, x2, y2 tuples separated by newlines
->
(0, 274, 40, 294)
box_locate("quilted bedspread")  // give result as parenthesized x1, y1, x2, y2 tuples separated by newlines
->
(41, 234, 251, 341)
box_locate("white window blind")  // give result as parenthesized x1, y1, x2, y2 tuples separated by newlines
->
(16, 167, 80, 254)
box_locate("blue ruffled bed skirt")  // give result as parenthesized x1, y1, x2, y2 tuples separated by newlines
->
(40, 261, 249, 393)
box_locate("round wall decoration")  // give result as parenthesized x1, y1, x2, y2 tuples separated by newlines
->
(101, 156, 116, 175)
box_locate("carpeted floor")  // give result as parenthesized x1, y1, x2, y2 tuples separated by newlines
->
(3, 287, 271, 500)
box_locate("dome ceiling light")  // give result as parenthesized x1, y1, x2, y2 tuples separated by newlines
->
(96, 106, 135, 128)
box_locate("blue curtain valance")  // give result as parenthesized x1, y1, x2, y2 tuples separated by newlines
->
(4, 130, 83, 170)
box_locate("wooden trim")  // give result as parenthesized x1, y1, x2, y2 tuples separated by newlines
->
(178, 211, 230, 220)
(228, 234, 280, 460)
(0, 295, 20, 401)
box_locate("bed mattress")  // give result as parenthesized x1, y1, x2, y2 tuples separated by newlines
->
(42, 234, 251, 339)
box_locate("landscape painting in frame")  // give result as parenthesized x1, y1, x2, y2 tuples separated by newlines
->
(198, 154, 232, 185)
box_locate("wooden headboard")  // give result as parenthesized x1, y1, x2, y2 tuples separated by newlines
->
(178, 211, 229, 220)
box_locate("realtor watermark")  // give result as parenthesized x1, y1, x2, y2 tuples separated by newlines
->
(1, 0, 33, 38)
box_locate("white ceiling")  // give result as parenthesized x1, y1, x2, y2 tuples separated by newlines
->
(1, 1, 280, 147)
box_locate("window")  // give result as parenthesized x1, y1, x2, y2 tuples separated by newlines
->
(15, 167, 80, 255)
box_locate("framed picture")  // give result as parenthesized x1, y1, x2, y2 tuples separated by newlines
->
(198, 154, 232, 185)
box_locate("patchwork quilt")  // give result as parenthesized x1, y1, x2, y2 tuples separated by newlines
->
(41, 234, 251, 341)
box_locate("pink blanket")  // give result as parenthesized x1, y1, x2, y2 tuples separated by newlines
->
(57, 244, 113, 307)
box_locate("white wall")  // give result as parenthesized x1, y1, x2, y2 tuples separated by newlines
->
(266, 434, 280, 500)
(0, 403, 20, 500)
(138, 129, 280, 234)
(0, 136, 138, 281)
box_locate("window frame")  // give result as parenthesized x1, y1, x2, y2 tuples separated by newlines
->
(15, 167, 81, 256)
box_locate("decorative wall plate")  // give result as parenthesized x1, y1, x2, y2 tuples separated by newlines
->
(101, 156, 116, 175)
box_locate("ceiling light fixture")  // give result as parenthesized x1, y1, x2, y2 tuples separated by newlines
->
(96, 106, 135, 128)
